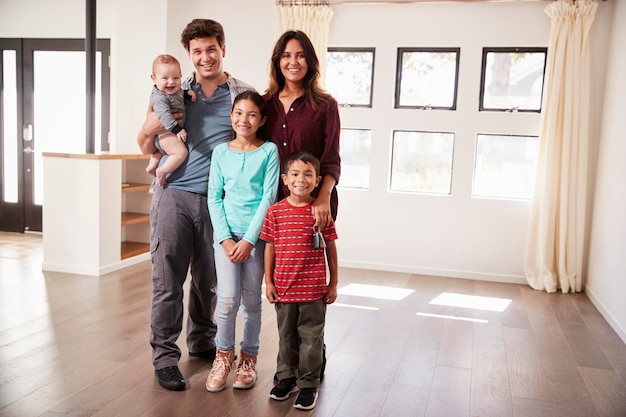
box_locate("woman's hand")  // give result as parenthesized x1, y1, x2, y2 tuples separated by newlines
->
(311, 175, 335, 230)
(311, 197, 332, 230)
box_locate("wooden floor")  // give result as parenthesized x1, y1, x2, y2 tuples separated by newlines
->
(1, 231, 625, 417)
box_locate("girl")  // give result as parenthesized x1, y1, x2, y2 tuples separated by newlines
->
(205, 91, 280, 392)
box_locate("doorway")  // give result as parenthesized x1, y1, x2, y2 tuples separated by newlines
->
(0, 38, 110, 232)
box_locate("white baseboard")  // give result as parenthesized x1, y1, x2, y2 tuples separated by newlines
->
(584, 286, 626, 344)
(338, 259, 527, 285)
(42, 252, 150, 277)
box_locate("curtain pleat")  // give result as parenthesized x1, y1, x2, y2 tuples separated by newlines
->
(524, 0, 598, 293)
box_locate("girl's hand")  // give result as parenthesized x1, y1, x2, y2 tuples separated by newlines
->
(228, 240, 253, 262)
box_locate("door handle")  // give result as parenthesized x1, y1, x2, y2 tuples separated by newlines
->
(23, 124, 33, 142)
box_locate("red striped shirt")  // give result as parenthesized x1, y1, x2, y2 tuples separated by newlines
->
(260, 198, 338, 303)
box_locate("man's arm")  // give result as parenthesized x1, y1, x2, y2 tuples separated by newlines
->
(137, 104, 165, 155)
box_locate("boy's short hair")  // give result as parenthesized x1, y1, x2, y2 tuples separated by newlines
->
(283, 151, 320, 176)
(152, 54, 180, 73)
(181, 19, 225, 51)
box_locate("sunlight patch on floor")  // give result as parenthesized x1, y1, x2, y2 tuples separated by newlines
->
(338, 283, 415, 301)
(429, 292, 511, 312)
(417, 311, 489, 323)
(332, 302, 380, 311)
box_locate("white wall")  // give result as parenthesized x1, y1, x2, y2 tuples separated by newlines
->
(586, 0, 626, 342)
(1, 0, 623, 340)
(330, 2, 547, 283)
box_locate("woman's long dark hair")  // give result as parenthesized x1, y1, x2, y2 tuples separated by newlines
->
(265, 30, 331, 111)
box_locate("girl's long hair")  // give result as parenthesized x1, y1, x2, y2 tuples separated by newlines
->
(265, 30, 331, 111)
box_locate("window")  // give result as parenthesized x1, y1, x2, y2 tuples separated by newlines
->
(473, 133, 539, 200)
(326, 48, 375, 107)
(390, 130, 455, 194)
(479, 47, 547, 112)
(339, 128, 372, 189)
(395, 48, 460, 110)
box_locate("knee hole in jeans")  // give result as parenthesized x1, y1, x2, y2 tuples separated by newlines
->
(221, 297, 235, 313)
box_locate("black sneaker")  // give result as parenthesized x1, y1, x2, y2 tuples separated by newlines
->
(189, 347, 217, 361)
(269, 377, 297, 401)
(294, 387, 318, 410)
(155, 366, 186, 391)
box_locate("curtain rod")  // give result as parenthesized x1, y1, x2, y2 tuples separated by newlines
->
(276, 0, 330, 5)
(276, 0, 605, 4)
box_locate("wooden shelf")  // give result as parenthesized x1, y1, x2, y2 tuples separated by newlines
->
(121, 212, 150, 226)
(122, 183, 151, 193)
(121, 241, 150, 260)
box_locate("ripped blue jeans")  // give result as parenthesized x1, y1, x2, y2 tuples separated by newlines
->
(214, 233, 265, 356)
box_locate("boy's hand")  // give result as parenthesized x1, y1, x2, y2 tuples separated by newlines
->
(324, 284, 337, 304)
(265, 283, 280, 303)
(176, 128, 187, 142)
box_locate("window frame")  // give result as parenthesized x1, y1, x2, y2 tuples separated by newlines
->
(389, 129, 456, 195)
(326, 47, 376, 108)
(479, 46, 548, 113)
(394, 47, 461, 110)
(472, 132, 540, 201)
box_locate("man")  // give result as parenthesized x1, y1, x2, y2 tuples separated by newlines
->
(137, 18, 254, 391)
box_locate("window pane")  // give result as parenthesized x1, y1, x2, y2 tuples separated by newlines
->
(390, 130, 454, 194)
(473, 133, 539, 200)
(339, 128, 371, 189)
(480, 48, 547, 112)
(2, 50, 18, 203)
(395, 48, 460, 109)
(326, 48, 374, 107)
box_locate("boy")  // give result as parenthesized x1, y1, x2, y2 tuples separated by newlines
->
(260, 150, 338, 411)
(145, 54, 191, 186)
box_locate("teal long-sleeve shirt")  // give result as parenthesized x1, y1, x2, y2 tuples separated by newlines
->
(208, 140, 280, 245)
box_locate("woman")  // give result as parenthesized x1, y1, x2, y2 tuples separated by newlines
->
(263, 30, 341, 229)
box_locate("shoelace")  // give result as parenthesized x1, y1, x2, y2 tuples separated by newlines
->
(238, 358, 255, 374)
(163, 366, 182, 380)
(209, 356, 230, 378)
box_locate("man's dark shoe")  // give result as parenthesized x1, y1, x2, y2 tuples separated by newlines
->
(155, 366, 186, 391)
(189, 347, 217, 361)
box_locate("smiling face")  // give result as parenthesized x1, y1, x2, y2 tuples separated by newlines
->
(188, 37, 225, 81)
(231, 98, 266, 140)
(151, 62, 182, 95)
(282, 159, 321, 201)
(279, 38, 308, 87)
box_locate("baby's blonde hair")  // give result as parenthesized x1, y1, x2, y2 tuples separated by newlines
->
(152, 54, 181, 74)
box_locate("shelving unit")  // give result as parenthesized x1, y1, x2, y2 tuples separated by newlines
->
(42, 152, 152, 276)
(120, 158, 152, 260)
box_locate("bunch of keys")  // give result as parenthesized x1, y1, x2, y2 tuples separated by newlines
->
(312, 226, 326, 249)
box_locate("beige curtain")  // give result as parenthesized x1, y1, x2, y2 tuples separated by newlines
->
(274, 1, 334, 85)
(525, 0, 598, 293)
